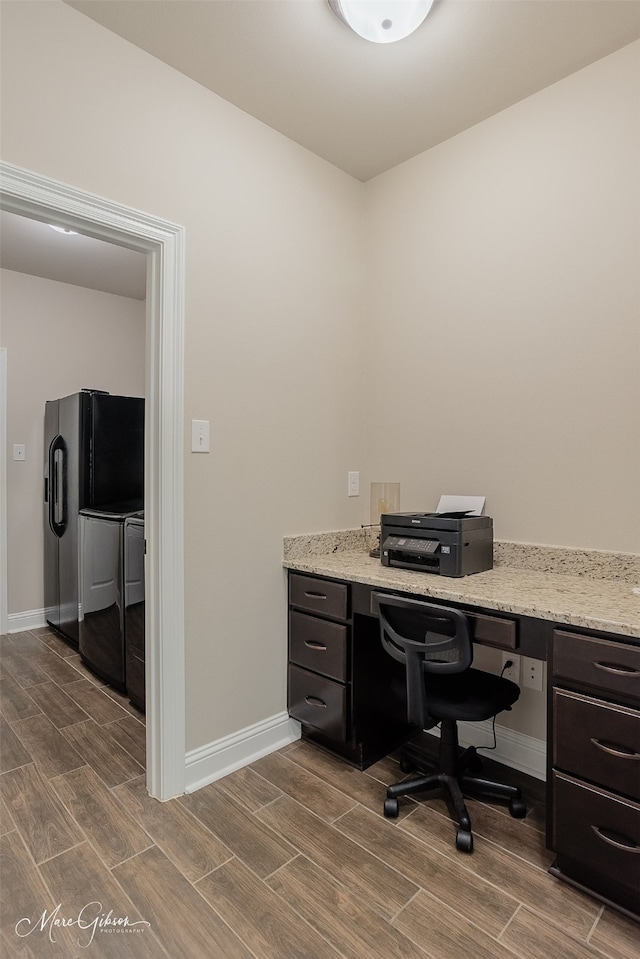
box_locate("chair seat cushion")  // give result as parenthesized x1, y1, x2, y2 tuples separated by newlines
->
(425, 668, 520, 722)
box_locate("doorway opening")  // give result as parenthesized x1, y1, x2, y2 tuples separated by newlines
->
(0, 161, 185, 800)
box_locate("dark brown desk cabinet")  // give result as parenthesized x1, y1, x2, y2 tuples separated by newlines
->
(550, 628, 640, 917)
(287, 572, 415, 767)
(287, 569, 640, 920)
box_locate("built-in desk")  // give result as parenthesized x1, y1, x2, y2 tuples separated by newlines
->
(284, 536, 640, 919)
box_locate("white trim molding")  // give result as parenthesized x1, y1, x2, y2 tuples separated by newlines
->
(0, 161, 186, 800)
(8, 609, 47, 633)
(185, 713, 301, 794)
(184, 714, 544, 793)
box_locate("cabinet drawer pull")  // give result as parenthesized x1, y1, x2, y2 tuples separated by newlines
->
(305, 696, 327, 708)
(304, 590, 327, 600)
(591, 738, 640, 760)
(594, 660, 640, 676)
(591, 825, 640, 853)
(304, 640, 327, 651)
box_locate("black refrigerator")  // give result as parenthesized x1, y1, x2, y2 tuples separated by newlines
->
(43, 389, 144, 652)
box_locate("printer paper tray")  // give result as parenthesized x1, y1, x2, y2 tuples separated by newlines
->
(387, 556, 441, 574)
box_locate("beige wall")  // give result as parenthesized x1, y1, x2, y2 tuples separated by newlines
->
(364, 40, 640, 553)
(1, 269, 146, 614)
(0, 1, 366, 751)
(363, 44, 640, 740)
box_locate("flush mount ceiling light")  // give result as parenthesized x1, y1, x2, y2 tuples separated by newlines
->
(328, 0, 435, 44)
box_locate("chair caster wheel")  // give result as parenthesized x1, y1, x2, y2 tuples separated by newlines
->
(509, 798, 527, 819)
(456, 830, 473, 853)
(399, 755, 414, 774)
(384, 797, 399, 818)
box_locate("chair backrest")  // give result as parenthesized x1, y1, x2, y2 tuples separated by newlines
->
(373, 593, 473, 728)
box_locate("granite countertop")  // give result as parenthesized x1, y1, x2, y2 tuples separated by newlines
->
(283, 531, 640, 638)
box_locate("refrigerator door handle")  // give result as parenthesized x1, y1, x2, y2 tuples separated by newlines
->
(48, 435, 67, 537)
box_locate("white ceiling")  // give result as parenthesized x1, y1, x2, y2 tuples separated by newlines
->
(66, 0, 640, 181)
(3, 1, 639, 296)
(0, 212, 147, 300)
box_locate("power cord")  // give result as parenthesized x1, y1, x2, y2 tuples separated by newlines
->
(476, 659, 513, 753)
(477, 715, 498, 752)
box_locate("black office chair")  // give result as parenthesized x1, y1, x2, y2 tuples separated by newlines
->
(374, 593, 526, 853)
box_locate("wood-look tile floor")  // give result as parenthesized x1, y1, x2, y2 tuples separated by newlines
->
(2, 628, 638, 959)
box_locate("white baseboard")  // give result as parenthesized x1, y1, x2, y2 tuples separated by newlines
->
(183, 710, 545, 797)
(184, 711, 301, 794)
(428, 719, 546, 781)
(7, 608, 47, 633)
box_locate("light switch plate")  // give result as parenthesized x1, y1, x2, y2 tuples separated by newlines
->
(13, 444, 26, 461)
(191, 419, 210, 453)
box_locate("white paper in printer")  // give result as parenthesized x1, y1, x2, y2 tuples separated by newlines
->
(436, 494, 486, 516)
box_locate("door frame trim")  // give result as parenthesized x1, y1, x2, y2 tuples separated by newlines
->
(0, 347, 7, 637)
(0, 161, 186, 800)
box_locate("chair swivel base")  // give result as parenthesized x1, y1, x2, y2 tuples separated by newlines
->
(399, 740, 484, 777)
(383, 748, 527, 853)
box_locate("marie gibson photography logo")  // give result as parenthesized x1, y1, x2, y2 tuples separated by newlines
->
(15, 901, 151, 948)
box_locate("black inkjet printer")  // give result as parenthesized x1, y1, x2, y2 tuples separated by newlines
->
(380, 511, 493, 577)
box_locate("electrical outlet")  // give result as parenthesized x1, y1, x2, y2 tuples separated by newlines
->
(522, 656, 544, 691)
(347, 471, 360, 497)
(501, 652, 520, 683)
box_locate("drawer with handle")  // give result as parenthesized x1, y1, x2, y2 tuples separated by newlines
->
(289, 610, 348, 682)
(289, 573, 348, 621)
(553, 689, 640, 800)
(468, 611, 517, 651)
(553, 630, 640, 705)
(552, 771, 640, 913)
(288, 664, 348, 742)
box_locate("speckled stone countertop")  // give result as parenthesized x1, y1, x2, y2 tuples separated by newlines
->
(283, 530, 640, 638)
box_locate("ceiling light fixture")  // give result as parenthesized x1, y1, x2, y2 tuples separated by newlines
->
(328, 0, 435, 44)
(48, 224, 78, 235)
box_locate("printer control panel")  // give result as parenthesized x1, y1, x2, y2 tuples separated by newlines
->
(391, 537, 439, 555)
